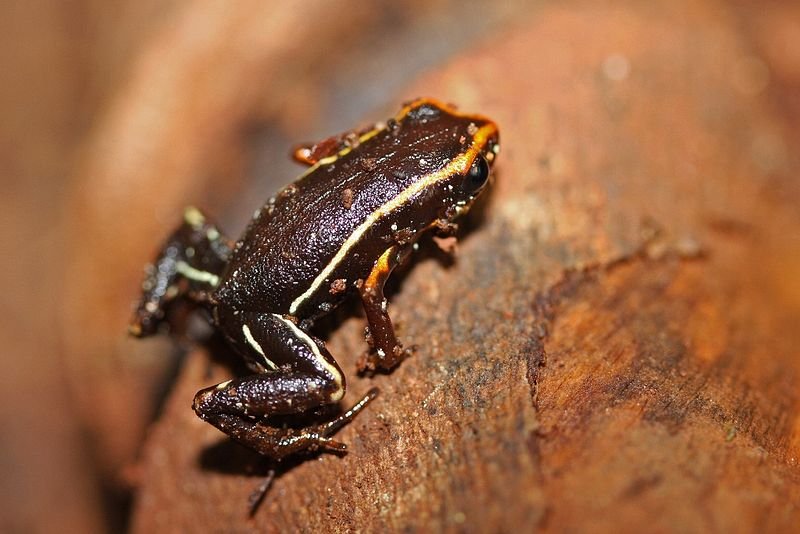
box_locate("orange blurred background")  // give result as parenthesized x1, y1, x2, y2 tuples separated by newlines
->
(2, 1, 799, 531)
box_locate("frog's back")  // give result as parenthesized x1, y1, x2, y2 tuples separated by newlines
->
(214, 100, 498, 318)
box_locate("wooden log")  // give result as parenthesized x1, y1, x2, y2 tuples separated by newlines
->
(131, 2, 800, 531)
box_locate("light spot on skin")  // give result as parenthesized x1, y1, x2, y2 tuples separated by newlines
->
(341, 188, 354, 209)
(216, 380, 232, 390)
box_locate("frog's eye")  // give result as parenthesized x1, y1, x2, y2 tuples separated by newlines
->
(463, 155, 490, 192)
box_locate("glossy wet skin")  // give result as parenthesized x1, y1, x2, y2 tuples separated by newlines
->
(130, 98, 499, 466)
(216, 101, 499, 318)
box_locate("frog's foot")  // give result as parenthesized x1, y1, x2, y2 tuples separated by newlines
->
(130, 206, 232, 337)
(245, 389, 377, 514)
(357, 343, 413, 374)
(200, 415, 348, 459)
(319, 387, 378, 436)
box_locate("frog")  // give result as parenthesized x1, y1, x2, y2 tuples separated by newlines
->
(129, 98, 500, 462)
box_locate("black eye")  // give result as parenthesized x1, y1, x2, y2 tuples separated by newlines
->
(464, 156, 489, 192)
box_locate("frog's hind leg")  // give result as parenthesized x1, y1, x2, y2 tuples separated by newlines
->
(195, 379, 378, 459)
(130, 206, 233, 337)
(193, 311, 377, 459)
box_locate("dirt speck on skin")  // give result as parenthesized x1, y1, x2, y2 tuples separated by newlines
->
(360, 158, 377, 171)
(342, 188, 354, 209)
(330, 279, 348, 295)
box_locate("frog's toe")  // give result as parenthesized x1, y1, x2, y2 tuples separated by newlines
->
(315, 436, 347, 453)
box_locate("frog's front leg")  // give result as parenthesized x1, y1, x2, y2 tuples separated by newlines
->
(357, 245, 414, 372)
(130, 206, 232, 337)
(291, 123, 376, 166)
(194, 311, 376, 458)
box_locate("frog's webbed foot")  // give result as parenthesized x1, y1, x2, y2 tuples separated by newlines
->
(130, 206, 232, 337)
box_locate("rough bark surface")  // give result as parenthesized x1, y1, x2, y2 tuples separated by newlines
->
(132, 3, 800, 532)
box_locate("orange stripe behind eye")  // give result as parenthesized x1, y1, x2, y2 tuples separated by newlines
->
(365, 248, 394, 289)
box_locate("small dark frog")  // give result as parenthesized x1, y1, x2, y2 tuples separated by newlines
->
(130, 98, 500, 462)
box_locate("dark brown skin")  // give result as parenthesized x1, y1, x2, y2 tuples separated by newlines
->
(130, 98, 500, 461)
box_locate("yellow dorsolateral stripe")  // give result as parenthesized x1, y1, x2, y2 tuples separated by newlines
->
(289, 121, 497, 315)
(293, 98, 492, 181)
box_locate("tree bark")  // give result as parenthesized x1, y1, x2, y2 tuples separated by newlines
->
(131, 2, 800, 532)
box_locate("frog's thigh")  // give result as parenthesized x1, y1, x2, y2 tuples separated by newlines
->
(195, 311, 345, 420)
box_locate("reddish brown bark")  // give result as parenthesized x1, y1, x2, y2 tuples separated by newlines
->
(123, 2, 800, 532)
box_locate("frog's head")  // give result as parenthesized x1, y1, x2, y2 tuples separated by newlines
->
(392, 98, 500, 227)
(441, 113, 500, 222)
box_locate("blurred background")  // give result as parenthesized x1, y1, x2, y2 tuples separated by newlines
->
(1, 0, 799, 532)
